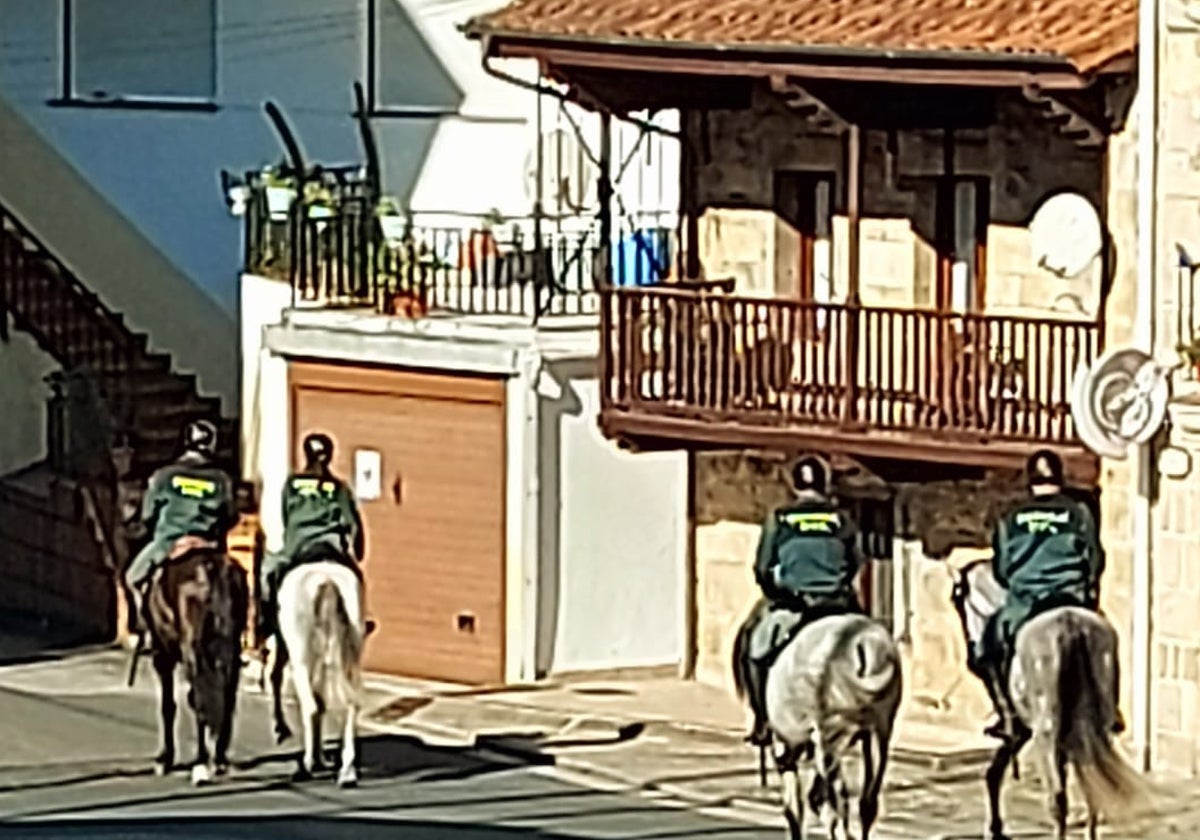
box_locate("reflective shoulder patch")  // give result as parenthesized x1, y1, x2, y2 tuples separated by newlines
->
(780, 511, 840, 533)
(171, 475, 217, 499)
(1013, 508, 1072, 534)
(291, 477, 337, 498)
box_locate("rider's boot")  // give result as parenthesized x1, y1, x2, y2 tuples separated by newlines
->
(982, 661, 1029, 744)
(743, 655, 772, 747)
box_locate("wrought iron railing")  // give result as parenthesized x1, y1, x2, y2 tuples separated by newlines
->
(603, 287, 1101, 446)
(240, 169, 675, 321)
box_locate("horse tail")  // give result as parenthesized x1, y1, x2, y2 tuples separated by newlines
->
(308, 579, 362, 711)
(850, 632, 899, 696)
(1059, 626, 1147, 816)
(191, 554, 245, 728)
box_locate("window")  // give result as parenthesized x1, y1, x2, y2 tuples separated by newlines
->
(366, 0, 462, 117)
(936, 177, 990, 313)
(63, 0, 216, 106)
(774, 171, 835, 303)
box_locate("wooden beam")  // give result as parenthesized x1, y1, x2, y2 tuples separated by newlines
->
(842, 122, 862, 425)
(599, 410, 1100, 484)
(495, 43, 1095, 90)
(1022, 83, 1106, 148)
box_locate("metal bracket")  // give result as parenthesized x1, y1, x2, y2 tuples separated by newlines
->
(1021, 84, 1105, 149)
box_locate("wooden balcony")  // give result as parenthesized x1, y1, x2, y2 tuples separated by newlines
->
(600, 287, 1101, 474)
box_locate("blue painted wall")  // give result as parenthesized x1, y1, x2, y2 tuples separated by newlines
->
(0, 0, 463, 316)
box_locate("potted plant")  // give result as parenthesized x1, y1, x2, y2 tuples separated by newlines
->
(375, 196, 408, 245)
(1177, 335, 1200, 379)
(302, 181, 336, 221)
(262, 167, 297, 221)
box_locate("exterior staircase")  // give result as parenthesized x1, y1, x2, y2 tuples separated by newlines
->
(0, 202, 235, 479)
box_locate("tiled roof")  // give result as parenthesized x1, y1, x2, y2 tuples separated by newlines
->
(466, 0, 1136, 73)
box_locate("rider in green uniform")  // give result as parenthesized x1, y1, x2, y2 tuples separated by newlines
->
(736, 455, 865, 746)
(973, 449, 1115, 742)
(124, 419, 237, 633)
(257, 433, 365, 641)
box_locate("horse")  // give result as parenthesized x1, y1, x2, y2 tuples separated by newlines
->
(144, 537, 249, 785)
(953, 561, 1149, 840)
(733, 610, 903, 840)
(270, 559, 365, 787)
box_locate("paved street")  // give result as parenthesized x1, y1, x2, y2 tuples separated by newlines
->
(0, 625, 1199, 839)
(0, 634, 769, 840)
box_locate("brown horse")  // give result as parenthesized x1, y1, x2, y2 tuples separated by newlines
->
(145, 537, 249, 785)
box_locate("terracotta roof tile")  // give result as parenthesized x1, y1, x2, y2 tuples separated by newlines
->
(468, 0, 1136, 73)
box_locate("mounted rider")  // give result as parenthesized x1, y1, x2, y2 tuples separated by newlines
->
(970, 449, 1119, 742)
(736, 455, 865, 746)
(257, 432, 366, 642)
(124, 419, 238, 634)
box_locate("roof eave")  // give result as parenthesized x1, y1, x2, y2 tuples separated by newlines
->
(468, 30, 1115, 90)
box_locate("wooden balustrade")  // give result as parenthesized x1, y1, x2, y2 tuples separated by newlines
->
(601, 286, 1100, 447)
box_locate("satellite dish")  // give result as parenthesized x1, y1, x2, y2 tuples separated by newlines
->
(1069, 347, 1173, 460)
(522, 128, 598, 214)
(1029, 192, 1103, 280)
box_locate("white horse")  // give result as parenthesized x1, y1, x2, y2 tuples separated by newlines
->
(273, 560, 365, 788)
(735, 611, 903, 840)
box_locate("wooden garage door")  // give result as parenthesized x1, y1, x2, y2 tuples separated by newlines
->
(290, 362, 506, 684)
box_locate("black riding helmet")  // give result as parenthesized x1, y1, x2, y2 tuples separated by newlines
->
(303, 432, 335, 470)
(791, 455, 829, 495)
(182, 419, 218, 457)
(1026, 448, 1064, 489)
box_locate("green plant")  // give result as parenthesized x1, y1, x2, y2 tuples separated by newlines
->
(1177, 335, 1200, 367)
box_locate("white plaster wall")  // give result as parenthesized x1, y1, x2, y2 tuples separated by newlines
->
(253, 308, 689, 681)
(239, 274, 294, 550)
(539, 362, 688, 673)
(0, 321, 57, 475)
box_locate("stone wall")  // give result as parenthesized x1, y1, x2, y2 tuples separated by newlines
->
(689, 84, 1107, 320)
(692, 451, 1028, 734)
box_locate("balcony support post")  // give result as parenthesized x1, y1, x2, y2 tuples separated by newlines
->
(841, 122, 863, 427)
(599, 109, 615, 405)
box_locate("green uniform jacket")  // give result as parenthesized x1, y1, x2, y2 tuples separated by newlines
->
(755, 495, 863, 601)
(280, 471, 364, 564)
(984, 491, 1103, 656)
(141, 454, 237, 548)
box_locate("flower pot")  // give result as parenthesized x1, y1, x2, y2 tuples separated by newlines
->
(385, 289, 428, 319)
(266, 186, 296, 221)
(378, 214, 407, 245)
(306, 203, 335, 220)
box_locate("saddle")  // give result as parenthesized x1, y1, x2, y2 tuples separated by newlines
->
(167, 535, 221, 563)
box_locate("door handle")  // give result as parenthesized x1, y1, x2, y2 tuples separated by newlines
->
(392, 473, 403, 505)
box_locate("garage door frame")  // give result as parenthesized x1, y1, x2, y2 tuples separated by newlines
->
(288, 359, 509, 683)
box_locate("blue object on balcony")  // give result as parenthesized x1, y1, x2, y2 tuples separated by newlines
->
(613, 228, 671, 287)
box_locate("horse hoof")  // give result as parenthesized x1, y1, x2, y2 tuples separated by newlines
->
(154, 754, 173, 776)
(292, 766, 313, 783)
(191, 764, 213, 786)
(214, 762, 229, 777)
(275, 724, 293, 744)
(337, 766, 359, 789)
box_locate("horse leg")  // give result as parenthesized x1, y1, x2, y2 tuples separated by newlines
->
(289, 661, 320, 781)
(860, 728, 889, 840)
(1087, 808, 1099, 840)
(191, 715, 213, 786)
(270, 639, 292, 743)
(337, 700, 359, 789)
(985, 737, 1020, 840)
(1048, 746, 1068, 840)
(776, 747, 804, 840)
(214, 676, 237, 776)
(153, 653, 176, 775)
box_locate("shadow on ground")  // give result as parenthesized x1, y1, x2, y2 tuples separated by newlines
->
(0, 815, 754, 839)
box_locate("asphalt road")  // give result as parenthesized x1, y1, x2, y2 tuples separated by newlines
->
(0, 640, 768, 840)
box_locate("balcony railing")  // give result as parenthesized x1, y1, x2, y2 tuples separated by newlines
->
(603, 287, 1101, 448)
(241, 170, 676, 321)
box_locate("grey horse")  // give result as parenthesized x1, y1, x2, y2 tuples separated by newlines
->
(734, 612, 902, 840)
(954, 561, 1149, 840)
